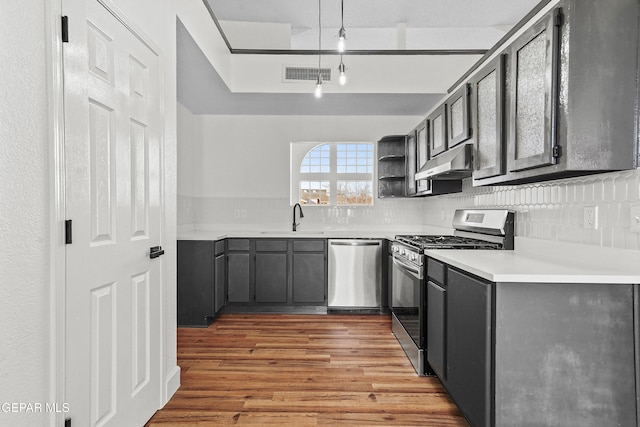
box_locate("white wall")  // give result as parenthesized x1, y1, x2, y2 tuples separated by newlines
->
(177, 102, 198, 230)
(0, 0, 181, 425)
(0, 3, 50, 426)
(178, 114, 427, 231)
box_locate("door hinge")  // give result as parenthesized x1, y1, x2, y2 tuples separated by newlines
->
(65, 219, 72, 244)
(61, 16, 69, 43)
(554, 8, 564, 27)
(552, 145, 562, 159)
(65, 417, 71, 427)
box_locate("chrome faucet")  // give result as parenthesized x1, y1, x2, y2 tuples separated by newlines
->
(292, 203, 304, 232)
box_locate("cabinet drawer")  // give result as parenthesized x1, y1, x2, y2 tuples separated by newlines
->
(427, 258, 446, 285)
(293, 240, 325, 252)
(255, 239, 288, 252)
(214, 240, 225, 256)
(227, 239, 250, 251)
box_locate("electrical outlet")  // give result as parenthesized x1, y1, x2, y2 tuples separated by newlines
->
(234, 209, 241, 218)
(583, 206, 598, 229)
(631, 205, 640, 233)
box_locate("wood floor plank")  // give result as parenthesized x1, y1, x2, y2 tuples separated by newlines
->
(146, 313, 468, 426)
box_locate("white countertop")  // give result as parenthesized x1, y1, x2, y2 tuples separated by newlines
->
(177, 225, 449, 242)
(178, 229, 399, 241)
(425, 237, 640, 284)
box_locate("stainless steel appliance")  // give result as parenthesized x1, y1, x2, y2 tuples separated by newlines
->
(328, 239, 382, 309)
(390, 209, 515, 375)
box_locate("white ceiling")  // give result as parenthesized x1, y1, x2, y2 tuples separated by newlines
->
(207, 0, 538, 31)
(206, 0, 540, 50)
(178, 0, 542, 115)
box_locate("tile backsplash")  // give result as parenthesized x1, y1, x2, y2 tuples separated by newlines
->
(178, 196, 425, 232)
(179, 169, 640, 251)
(423, 169, 640, 251)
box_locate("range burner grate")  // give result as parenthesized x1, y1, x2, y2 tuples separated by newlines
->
(394, 234, 501, 250)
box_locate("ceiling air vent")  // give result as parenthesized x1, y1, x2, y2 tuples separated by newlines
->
(284, 66, 331, 83)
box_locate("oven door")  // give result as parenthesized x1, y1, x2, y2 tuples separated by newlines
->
(391, 255, 424, 348)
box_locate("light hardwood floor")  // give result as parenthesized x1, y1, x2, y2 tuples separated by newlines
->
(146, 313, 468, 426)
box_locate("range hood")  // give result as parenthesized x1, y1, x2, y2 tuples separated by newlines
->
(415, 143, 473, 181)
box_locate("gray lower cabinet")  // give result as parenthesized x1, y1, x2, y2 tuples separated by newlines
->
(255, 252, 288, 303)
(292, 239, 326, 304)
(428, 257, 638, 427)
(214, 241, 226, 313)
(177, 240, 214, 327)
(292, 253, 325, 303)
(255, 240, 289, 304)
(227, 239, 251, 303)
(446, 268, 492, 427)
(225, 238, 327, 307)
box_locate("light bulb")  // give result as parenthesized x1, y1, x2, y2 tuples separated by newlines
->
(338, 61, 347, 86)
(337, 27, 346, 52)
(314, 81, 323, 98)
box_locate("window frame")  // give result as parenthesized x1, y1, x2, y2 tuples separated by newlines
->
(291, 142, 375, 207)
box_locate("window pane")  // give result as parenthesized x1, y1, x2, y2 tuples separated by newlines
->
(336, 143, 373, 175)
(299, 181, 330, 205)
(337, 180, 373, 206)
(301, 144, 331, 173)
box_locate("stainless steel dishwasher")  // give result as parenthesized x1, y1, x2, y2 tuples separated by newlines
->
(328, 239, 382, 309)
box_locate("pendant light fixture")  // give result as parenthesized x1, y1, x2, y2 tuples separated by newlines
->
(338, 55, 347, 86)
(337, 0, 346, 52)
(314, 0, 323, 98)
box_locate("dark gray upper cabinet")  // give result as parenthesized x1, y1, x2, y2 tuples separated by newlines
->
(446, 84, 471, 148)
(428, 103, 448, 158)
(415, 121, 431, 195)
(471, 54, 506, 180)
(478, 0, 638, 184)
(507, 9, 561, 173)
(405, 131, 417, 196)
(377, 135, 407, 198)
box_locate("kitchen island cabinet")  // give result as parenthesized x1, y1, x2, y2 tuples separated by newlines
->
(426, 254, 638, 427)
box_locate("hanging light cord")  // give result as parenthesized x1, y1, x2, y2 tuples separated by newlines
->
(318, 0, 322, 78)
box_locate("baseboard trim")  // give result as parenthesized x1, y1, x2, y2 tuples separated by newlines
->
(163, 365, 181, 407)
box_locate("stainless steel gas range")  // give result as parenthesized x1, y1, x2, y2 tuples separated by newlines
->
(390, 209, 515, 376)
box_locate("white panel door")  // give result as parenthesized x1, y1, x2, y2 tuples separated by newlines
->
(63, 0, 163, 426)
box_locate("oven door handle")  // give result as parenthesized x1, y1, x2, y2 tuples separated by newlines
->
(392, 257, 423, 280)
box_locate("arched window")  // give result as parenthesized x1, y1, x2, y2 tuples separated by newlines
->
(291, 142, 374, 206)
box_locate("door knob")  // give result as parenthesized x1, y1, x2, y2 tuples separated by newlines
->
(149, 246, 164, 259)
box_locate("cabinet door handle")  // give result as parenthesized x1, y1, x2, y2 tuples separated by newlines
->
(150, 246, 165, 259)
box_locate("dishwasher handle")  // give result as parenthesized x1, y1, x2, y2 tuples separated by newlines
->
(329, 240, 381, 246)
